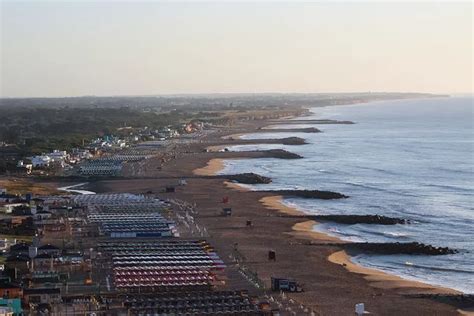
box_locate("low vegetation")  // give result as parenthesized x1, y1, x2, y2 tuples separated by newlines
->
(0, 178, 60, 195)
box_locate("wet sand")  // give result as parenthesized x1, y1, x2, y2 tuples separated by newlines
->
(222, 133, 245, 140)
(206, 145, 227, 152)
(193, 158, 226, 176)
(328, 250, 461, 294)
(261, 196, 344, 243)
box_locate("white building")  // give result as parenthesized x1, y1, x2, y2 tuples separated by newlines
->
(0, 203, 26, 214)
(0, 306, 14, 316)
(75, 149, 93, 160)
(48, 150, 68, 160)
(30, 150, 70, 168)
(16, 160, 33, 174)
(31, 155, 51, 167)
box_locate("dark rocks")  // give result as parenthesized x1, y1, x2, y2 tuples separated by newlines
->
(280, 214, 407, 225)
(213, 149, 303, 159)
(279, 137, 307, 145)
(270, 119, 355, 125)
(308, 214, 408, 225)
(217, 173, 272, 184)
(258, 127, 321, 133)
(262, 190, 348, 200)
(263, 149, 302, 159)
(226, 137, 307, 145)
(344, 242, 458, 255)
(211, 149, 302, 159)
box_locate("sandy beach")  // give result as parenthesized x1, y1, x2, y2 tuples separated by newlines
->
(328, 250, 461, 294)
(193, 158, 226, 176)
(204, 161, 461, 296)
(84, 118, 466, 315)
(4, 1, 471, 314)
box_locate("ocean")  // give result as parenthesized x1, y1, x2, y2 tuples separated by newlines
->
(218, 96, 474, 293)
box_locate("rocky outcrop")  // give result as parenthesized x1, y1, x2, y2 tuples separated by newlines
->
(215, 173, 272, 184)
(344, 242, 457, 255)
(263, 149, 302, 159)
(270, 119, 355, 125)
(262, 190, 348, 200)
(282, 214, 407, 225)
(309, 214, 408, 225)
(219, 136, 307, 145)
(209, 149, 302, 159)
(258, 127, 321, 133)
(279, 137, 307, 145)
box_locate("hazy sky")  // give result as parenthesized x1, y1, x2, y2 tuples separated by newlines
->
(1, 1, 472, 97)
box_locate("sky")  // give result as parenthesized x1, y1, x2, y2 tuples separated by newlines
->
(0, 1, 472, 98)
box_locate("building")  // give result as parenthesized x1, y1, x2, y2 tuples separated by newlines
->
(37, 244, 60, 256)
(30, 150, 69, 169)
(4, 254, 30, 276)
(79, 160, 122, 176)
(69, 149, 93, 164)
(23, 288, 61, 305)
(31, 155, 51, 168)
(32, 254, 55, 272)
(9, 243, 30, 257)
(0, 298, 21, 315)
(15, 161, 32, 175)
(47, 150, 68, 161)
(0, 282, 22, 299)
(0, 217, 35, 236)
(30, 272, 60, 285)
(0, 239, 7, 253)
(0, 203, 26, 215)
(33, 210, 52, 222)
(0, 191, 20, 203)
(0, 306, 14, 316)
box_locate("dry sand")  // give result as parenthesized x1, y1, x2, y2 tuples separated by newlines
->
(193, 158, 226, 176)
(0, 178, 61, 195)
(224, 181, 251, 192)
(259, 195, 302, 216)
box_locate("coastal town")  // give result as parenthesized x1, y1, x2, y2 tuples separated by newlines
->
(2, 0, 473, 314)
(0, 93, 471, 315)
(0, 104, 315, 315)
(4, 121, 205, 178)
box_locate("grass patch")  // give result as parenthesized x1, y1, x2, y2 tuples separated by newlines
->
(0, 234, 33, 243)
(0, 178, 60, 195)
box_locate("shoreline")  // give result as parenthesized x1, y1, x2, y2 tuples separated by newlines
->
(193, 158, 226, 176)
(197, 134, 462, 297)
(260, 191, 459, 295)
(57, 182, 96, 195)
(69, 99, 467, 314)
(221, 133, 246, 140)
(328, 250, 461, 294)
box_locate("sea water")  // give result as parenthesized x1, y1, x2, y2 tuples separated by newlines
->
(218, 96, 474, 293)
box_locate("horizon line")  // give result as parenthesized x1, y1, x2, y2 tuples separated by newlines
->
(1, 91, 466, 100)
